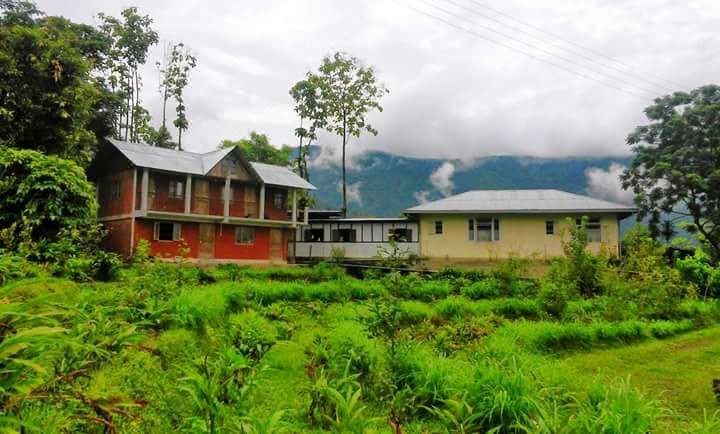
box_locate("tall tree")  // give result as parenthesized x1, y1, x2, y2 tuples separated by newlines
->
(622, 84, 720, 261)
(168, 43, 197, 150)
(290, 74, 325, 181)
(315, 52, 387, 216)
(219, 131, 292, 166)
(0, 1, 117, 166)
(98, 7, 158, 143)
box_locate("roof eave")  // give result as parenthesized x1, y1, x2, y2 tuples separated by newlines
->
(404, 208, 638, 215)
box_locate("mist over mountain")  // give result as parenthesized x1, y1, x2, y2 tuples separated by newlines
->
(305, 146, 633, 217)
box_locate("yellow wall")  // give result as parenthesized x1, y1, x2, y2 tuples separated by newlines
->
(418, 214, 621, 260)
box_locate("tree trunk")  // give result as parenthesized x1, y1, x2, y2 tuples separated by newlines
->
(178, 127, 183, 151)
(342, 120, 347, 217)
(161, 85, 168, 130)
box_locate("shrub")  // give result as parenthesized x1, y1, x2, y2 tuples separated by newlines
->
(552, 217, 606, 297)
(537, 280, 572, 319)
(569, 379, 661, 433)
(156, 329, 201, 365)
(394, 345, 459, 413)
(461, 278, 501, 299)
(170, 287, 229, 330)
(398, 301, 434, 325)
(228, 310, 278, 362)
(491, 298, 541, 320)
(676, 250, 720, 298)
(90, 251, 122, 282)
(434, 296, 474, 319)
(0, 254, 41, 284)
(324, 322, 381, 388)
(401, 280, 451, 301)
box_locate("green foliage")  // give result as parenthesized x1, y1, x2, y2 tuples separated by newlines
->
(0, 254, 41, 284)
(228, 310, 278, 362)
(622, 84, 720, 260)
(219, 131, 293, 166)
(462, 277, 502, 299)
(551, 217, 605, 297)
(676, 249, 720, 298)
(0, 4, 116, 165)
(0, 148, 99, 254)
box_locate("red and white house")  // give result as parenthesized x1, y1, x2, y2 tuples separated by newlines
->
(88, 139, 316, 263)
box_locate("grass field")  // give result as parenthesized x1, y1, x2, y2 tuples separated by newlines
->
(3, 261, 720, 433)
(563, 326, 720, 431)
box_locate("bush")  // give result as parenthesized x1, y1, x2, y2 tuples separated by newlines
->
(228, 310, 278, 362)
(170, 287, 229, 330)
(398, 301, 434, 325)
(537, 280, 572, 319)
(491, 298, 541, 320)
(0, 254, 41, 284)
(401, 280, 451, 301)
(434, 296, 474, 319)
(676, 250, 720, 298)
(461, 278, 501, 299)
(156, 329, 201, 365)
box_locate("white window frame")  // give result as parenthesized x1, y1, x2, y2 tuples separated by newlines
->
(154, 222, 181, 242)
(235, 226, 255, 245)
(576, 218, 602, 243)
(468, 217, 500, 242)
(169, 180, 184, 199)
(272, 191, 285, 209)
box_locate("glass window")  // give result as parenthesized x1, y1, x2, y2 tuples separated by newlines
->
(109, 179, 121, 200)
(331, 229, 357, 242)
(468, 218, 500, 241)
(155, 222, 180, 241)
(434, 220, 443, 234)
(304, 228, 324, 242)
(576, 218, 602, 242)
(389, 228, 412, 242)
(169, 180, 184, 199)
(273, 191, 285, 209)
(235, 227, 255, 244)
(546, 220, 554, 235)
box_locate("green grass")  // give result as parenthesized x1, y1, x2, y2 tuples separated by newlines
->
(562, 326, 720, 431)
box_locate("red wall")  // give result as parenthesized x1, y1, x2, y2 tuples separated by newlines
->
(214, 225, 272, 260)
(101, 218, 132, 258)
(132, 219, 287, 261)
(265, 187, 289, 221)
(98, 169, 135, 217)
(149, 173, 186, 213)
(134, 219, 200, 258)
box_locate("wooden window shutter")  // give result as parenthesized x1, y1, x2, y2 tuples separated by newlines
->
(153, 222, 159, 241)
(173, 223, 182, 241)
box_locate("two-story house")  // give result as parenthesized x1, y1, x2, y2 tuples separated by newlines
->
(87, 139, 316, 263)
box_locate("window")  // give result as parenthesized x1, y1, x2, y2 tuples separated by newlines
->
(576, 218, 602, 242)
(389, 228, 412, 242)
(154, 222, 181, 241)
(434, 220, 443, 234)
(235, 227, 255, 244)
(273, 191, 285, 209)
(169, 180, 184, 199)
(304, 228, 324, 242)
(546, 220, 554, 235)
(109, 179, 121, 200)
(331, 228, 357, 242)
(468, 218, 500, 242)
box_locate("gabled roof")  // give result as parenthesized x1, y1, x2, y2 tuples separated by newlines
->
(105, 139, 315, 190)
(405, 189, 636, 215)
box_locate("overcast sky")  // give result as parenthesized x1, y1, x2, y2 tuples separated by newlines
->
(38, 0, 720, 159)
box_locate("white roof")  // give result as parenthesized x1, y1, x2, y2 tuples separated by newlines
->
(405, 189, 636, 215)
(108, 139, 315, 190)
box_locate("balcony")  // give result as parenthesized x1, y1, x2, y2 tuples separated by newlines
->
(133, 169, 305, 227)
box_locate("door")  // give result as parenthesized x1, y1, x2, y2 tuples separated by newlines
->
(198, 223, 215, 259)
(270, 228, 284, 261)
(193, 179, 210, 214)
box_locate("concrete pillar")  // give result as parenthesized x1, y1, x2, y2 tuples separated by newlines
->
(259, 183, 265, 220)
(141, 168, 149, 212)
(303, 206, 309, 224)
(223, 176, 231, 218)
(184, 174, 192, 214)
(291, 189, 297, 227)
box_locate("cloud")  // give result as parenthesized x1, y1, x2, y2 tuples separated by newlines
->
(430, 162, 455, 197)
(34, 0, 720, 158)
(413, 190, 432, 204)
(337, 181, 362, 205)
(585, 163, 634, 204)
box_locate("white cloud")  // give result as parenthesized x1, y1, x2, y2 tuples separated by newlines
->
(34, 0, 720, 158)
(430, 162, 455, 197)
(413, 190, 432, 204)
(337, 181, 362, 205)
(585, 163, 634, 204)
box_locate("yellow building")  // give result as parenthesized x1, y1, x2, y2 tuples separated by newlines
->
(405, 189, 636, 260)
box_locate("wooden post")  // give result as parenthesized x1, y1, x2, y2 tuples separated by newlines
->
(223, 176, 230, 219)
(130, 167, 137, 256)
(259, 183, 265, 220)
(141, 168, 149, 212)
(184, 174, 192, 214)
(303, 206, 309, 224)
(291, 189, 297, 227)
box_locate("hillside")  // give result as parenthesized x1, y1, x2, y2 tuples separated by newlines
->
(306, 146, 632, 217)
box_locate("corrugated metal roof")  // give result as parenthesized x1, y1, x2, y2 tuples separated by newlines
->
(405, 189, 637, 214)
(108, 139, 315, 190)
(250, 162, 316, 190)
